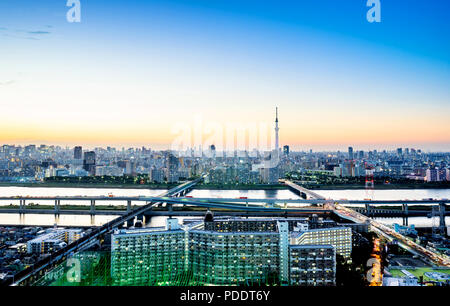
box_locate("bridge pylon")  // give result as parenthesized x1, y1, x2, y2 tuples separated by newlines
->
(90, 200, 95, 215)
(439, 202, 446, 235)
(402, 204, 408, 226)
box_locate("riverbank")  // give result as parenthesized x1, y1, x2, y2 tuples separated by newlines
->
(0, 204, 130, 211)
(195, 184, 287, 190)
(0, 182, 449, 191)
(307, 184, 450, 190)
(0, 182, 288, 190)
(0, 182, 175, 189)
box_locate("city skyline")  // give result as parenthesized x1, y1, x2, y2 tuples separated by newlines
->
(0, 142, 447, 153)
(1, 1, 449, 151)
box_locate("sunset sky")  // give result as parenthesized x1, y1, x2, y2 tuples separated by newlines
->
(1, 0, 449, 151)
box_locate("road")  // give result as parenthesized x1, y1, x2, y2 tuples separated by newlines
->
(281, 180, 450, 267)
(333, 201, 450, 267)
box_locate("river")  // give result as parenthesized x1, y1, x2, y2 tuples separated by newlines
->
(0, 186, 448, 228)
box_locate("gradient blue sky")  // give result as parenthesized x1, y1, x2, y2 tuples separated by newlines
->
(1, 0, 449, 151)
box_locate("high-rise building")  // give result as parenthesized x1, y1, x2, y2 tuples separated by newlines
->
(83, 151, 96, 175)
(290, 227, 352, 259)
(111, 220, 186, 286)
(260, 166, 279, 184)
(189, 229, 282, 285)
(149, 167, 164, 183)
(348, 147, 353, 160)
(74, 146, 83, 159)
(289, 245, 336, 286)
(166, 154, 180, 183)
(438, 169, 447, 182)
(24, 145, 36, 156)
(358, 150, 364, 159)
(426, 168, 439, 182)
(209, 144, 216, 159)
(123, 160, 136, 176)
(283, 145, 290, 156)
(110, 217, 340, 286)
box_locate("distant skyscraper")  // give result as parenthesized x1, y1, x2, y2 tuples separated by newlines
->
(275, 107, 279, 152)
(397, 148, 403, 156)
(283, 145, 290, 156)
(426, 168, 439, 182)
(166, 153, 180, 183)
(358, 150, 364, 159)
(83, 151, 96, 175)
(149, 167, 164, 183)
(74, 146, 82, 159)
(210, 144, 216, 158)
(124, 160, 136, 176)
(348, 147, 353, 160)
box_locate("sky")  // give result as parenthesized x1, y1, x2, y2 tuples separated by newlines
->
(0, 0, 449, 151)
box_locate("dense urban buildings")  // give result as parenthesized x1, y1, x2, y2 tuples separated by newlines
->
(1, 143, 449, 187)
(27, 228, 84, 254)
(110, 217, 345, 286)
(0, 226, 86, 283)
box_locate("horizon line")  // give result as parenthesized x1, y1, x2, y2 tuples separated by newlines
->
(2, 143, 450, 153)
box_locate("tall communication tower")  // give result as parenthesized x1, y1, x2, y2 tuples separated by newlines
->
(274, 107, 279, 153)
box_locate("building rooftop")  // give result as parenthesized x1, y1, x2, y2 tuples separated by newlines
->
(289, 244, 335, 249)
(113, 227, 184, 236)
(290, 226, 351, 238)
(209, 217, 309, 222)
(190, 229, 279, 236)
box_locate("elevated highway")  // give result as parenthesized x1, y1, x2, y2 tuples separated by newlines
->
(282, 181, 450, 267)
(280, 179, 326, 200)
(0, 196, 447, 210)
(0, 195, 447, 219)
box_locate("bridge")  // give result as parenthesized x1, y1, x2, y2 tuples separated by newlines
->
(281, 179, 326, 200)
(0, 195, 448, 211)
(0, 195, 447, 221)
(0, 208, 126, 215)
(1, 192, 448, 228)
(281, 180, 450, 267)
